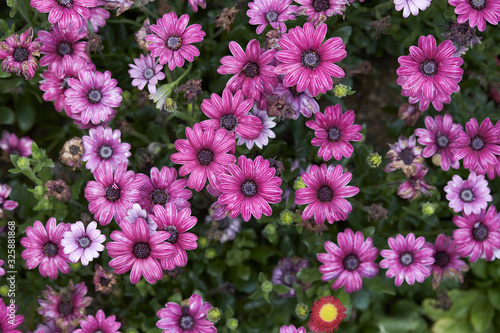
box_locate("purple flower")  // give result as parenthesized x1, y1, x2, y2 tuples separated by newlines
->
(0, 298, 23, 333)
(137, 166, 192, 214)
(280, 325, 306, 333)
(0, 130, 33, 157)
(80, 7, 110, 33)
(182, 0, 207, 12)
(385, 135, 425, 177)
(449, 0, 500, 32)
(394, 0, 431, 18)
(444, 172, 492, 215)
(122, 203, 157, 235)
(453, 205, 500, 262)
(247, 0, 298, 34)
(424, 234, 469, 289)
(82, 126, 131, 172)
(30, 0, 97, 30)
(414, 113, 463, 171)
(271, 257, 309, 297)
(318, 228, 379, 293)
(275, 22, 346, 98)
(146, 12, 205, 70)
(295, 0, 347, 25)
(205, 214, 241, 243)
(61, 221, 105, 266)
(156, 293, 216, 333)
(20, 217, 71, 279)
(0, 27, 41, 80)
(273, 82, 320, 119)
(84, 162, 144, 226)
(0, 184, 18, 219)
(65, 70, 122, 125)
(306, 104, 363, 161)
(218, 40, 278, 109)
(397, 165, 434, 201)
(73, 309, 121, 333)
(380, 233, 434, 286)
(236, 105, 276, 149)
(128, 54, 165, 94)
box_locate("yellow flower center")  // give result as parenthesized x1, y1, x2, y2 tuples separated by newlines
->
(319, 303, 338, 322)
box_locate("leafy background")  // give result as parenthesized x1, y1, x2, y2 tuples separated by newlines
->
(1, 0, 500, 332)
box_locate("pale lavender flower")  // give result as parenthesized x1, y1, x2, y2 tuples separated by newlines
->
(61, 221, 105, 266)
(128, 54, 165, 94)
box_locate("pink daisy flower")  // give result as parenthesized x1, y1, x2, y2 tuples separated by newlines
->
(394, 0, 432, 18)
(318, 228, 379, 293)
(33, 320, 74, 333)
(0, 27, 40, 80)
(397, 35, 464, 111)
(273, 83, 320, 119)
(217, 39, 278, 108)
(65, 70, 122, 125)
(106, 217, 176, 284)
(128, 54, 165, 94)
(61, 221, 105, 266)
(80, 6, 110, 33)
(424, 234, 469, 289)
(156, 293, 216, 333)
(37, 280, 92, 329)
(37, 24, 89, 69)
(444, 172, 492, 215)
(20, 217, 71, 279)
(136, 166, 192, 214)
(295, 164, 359, 225)
(0, 184, 18, 218)
(39, 56, 95, 113)
(236, 105, 276, 149)
(146, 12, 206, 70)
(30, 0, 97, 30)
(280, 325, 307, 333)
(380, 233, 435, 286)
(414, 113, 463, 171)
(171, 123, 237, 192)
(82, 126, 131, 172)
(122, 203, 157, 235)
(149, 203, 198, 271)
(73, 310, 121, 333)
(452, 117, 500, 172)
(275, 22, 346, 98)
(218, 155, 283, 222)
(295, 0, 347, 25)
(0, 298, 23, 333)
(397, 164, 434, 201)
(247, 0, 298, 34)
(453, 205, 500, 262)
(84, 162, 144, 226)
(0, 130, 33, 157)
(200, 88, 262, 141)
(306, 104, 363, 161)
(182, 0, 207, 12)
(449, 0, 500, 32)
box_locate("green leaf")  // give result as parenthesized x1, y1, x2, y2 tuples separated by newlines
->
(469, 295, 494, 333)
(432, 318, 472, 333)
(487, 288, 500, 311)
(364, 276, 395, 295)
(0, 106, 15, 124)
(296, 268, 322, 283)
(0, 19, 8, 33)
(17, 104, 36, 132)
(258, 272, 267, 283)
(273, 284, 290, 295)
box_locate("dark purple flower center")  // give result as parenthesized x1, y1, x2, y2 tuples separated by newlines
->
(399, 251, 413, 266)
(164, 225, 179, 244)
(470, 0, 486, 10)
(434, 251, 450, 267)
(301, 50, 320, 69)
(472, 222, 489, 241)
(54, 185, 64, 194)
(13, 47, 29, 63)
(218, 217, 230, 230)
(470, 135, 485, 150)
(98, 145, 113, 159)
(179, 314, 194, 330)
(78, 236, 91, 248)
(57, 0, 73, 7)
(266, 11, 279, 22)
(328, 127, 341, 141)
(167, 36, 182, 51)
(313, 0, 330, 11)
(143, 68, 155, 80)
(57, 300, 73, 316)
(43, 242, 58, 257)
(220, 114, 238, 131)
(69, 145, 81, 155)
(283, 271, 297, 286)
(343, 254, 360, 271)
(133, 242, 150, 259)
(244, 62, 259, 78)
(100, 277, 111, 286)
(105, 186, 121, 202)
(399, 149, 414, 165)
(290, 85, 301, 96)
(57, 42, 73, 56)
(87, 89, 102, 104)
(436, 134, 450, 149)
(197, 149, 214, 166)
(241, 180, 258, 197)
(420, 60, 438, 76)
(460, 188, 474, 202)
(317, 185, 333, 202)
(151, 189, 169, 205)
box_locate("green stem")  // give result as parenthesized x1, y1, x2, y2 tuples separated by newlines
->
(137, 4, 160, 20)
(360, 181, 401, 191)
(107, 19, 143, 28)
(17, 1, 35, 28)
(172, 62, 193, 86)
(129, 129, 150, 145)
